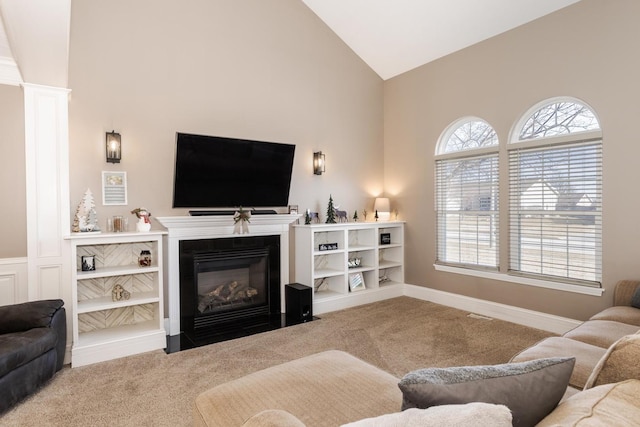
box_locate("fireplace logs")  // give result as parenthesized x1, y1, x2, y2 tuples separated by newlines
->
(198, 281, 259, 313)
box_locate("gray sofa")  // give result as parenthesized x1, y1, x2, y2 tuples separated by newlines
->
(0, 299, 66, 414)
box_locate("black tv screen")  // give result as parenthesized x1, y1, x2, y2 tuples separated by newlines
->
(172, 133, 296, 209)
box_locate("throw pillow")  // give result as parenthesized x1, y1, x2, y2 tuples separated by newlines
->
(398, 357, 575, 427)
(341, 403, 512, 427)
(631, 286, 640, 309)
(584, 334, 640, 389)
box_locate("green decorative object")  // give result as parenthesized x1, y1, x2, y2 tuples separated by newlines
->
(305, 210, 311, 225)
(374, 210, 379, 221)
(353, 210, 359, 222)
(326, 195, 337, 224)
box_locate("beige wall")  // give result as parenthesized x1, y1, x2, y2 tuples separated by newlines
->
(67, 0, 384, 226)
(384, 0, 640, 320)
(0, 84, 26, 258)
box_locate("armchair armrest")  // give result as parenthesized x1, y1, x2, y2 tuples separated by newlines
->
(613, 280, 640, 306)
(0, 299, 65, 334)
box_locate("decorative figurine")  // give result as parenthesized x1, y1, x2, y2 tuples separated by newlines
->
(72, 188, 101, 233)
(112, 284, 131, 301)
(131, 207, 152, 232)
(353, 210, 359, 222)
(233, 207, 251, 234)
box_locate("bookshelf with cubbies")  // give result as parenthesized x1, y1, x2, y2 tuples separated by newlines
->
(293, 222, 404, 314)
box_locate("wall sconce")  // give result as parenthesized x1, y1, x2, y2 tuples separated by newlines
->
(374, 197, 391, 221)
(106, 131, 122, 163)
(313, 151, 325, 175)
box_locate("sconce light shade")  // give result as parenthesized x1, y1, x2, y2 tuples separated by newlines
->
(313, 151, 325, 175)
(374, 197, 391, 221)
(106, 131, 121, 163)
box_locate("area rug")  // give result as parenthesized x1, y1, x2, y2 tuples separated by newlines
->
(1, 297, 552, 426)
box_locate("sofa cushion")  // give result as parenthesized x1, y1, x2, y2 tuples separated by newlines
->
(590, 306, 640, 326)
(0, 299, 64, 334)
(584, 334, 640, 389)
(342, 403, 512, 427)
(398, 357, 574, 427)
(562, 320, 639, 348)
(536, 379, 640, 426)
(0, 328, 57, 378)
(242, 410, 306, 427)
(510, 336, 605, 389)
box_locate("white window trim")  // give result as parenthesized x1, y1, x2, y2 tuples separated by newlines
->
(433, 263, 604, 297)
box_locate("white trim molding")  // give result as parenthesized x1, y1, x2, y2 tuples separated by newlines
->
(23, 83, 71, 302)
(434, 264, 604, 297)
(404, 284, 581, 335)
(0, 257, 28, 305)
(0, 57, 22, 86)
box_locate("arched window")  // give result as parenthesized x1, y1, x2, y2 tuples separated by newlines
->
(509, 98, 602, 286)
(435, 118, 499, 269)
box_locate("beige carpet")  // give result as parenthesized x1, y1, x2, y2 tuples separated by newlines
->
(1, 297, 553, 426)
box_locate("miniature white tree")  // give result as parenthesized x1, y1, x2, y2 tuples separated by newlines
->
(73, 189, 100, 232)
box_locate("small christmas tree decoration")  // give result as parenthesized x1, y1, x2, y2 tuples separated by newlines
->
(374, 210, 379, 221)
(73, 188, 101, 232)
(304, 209, 312, 225)
(352, 210, 359, 222)
(325, 195, 337, 224)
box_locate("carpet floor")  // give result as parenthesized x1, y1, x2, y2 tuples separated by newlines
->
(1, 297, 553, 426)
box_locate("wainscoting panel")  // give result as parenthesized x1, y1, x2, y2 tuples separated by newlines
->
(0, 257, 28, 306)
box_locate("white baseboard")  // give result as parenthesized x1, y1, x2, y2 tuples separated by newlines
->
(403, 284, 581, 335)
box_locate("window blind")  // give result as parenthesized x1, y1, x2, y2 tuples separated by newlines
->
(508, 140, 602, 286)
(436, 154, 499, 269)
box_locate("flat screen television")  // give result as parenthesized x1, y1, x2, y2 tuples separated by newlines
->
(172, 132, 296, 209)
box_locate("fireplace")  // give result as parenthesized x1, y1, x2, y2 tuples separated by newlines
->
(179, 236, 281, 342)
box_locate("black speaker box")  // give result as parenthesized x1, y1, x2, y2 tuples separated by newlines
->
(285, 283, 313, 322)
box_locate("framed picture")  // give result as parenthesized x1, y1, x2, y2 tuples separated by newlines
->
(380, 233, 391, 245)
(102, 171, 128, 205)
(288, 205, 299, 214)
(81, 255, 95, 272)
(318, 243, 338, 251)
(349, 272, 366, 292)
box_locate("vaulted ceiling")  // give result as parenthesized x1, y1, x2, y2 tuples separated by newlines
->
(302, 0, 582, 79)
(0, 0, 582, 86)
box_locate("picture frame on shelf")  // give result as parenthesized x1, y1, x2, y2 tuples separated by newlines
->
(349, 272, 366, 292)
(288, 205, 299, 214)
(380, 233, 391, 245)
(81, 255, 95, 272)
(318, 243, 338, 251)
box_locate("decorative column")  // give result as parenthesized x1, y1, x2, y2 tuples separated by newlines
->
(23, 83, 71, 302)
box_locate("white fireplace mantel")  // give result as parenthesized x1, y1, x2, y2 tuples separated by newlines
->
(156, 214, 300, 336)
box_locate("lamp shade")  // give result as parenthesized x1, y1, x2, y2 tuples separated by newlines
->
(374, 197, 391, 221)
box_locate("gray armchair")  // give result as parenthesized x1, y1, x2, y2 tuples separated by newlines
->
(0, 299, 66, 413)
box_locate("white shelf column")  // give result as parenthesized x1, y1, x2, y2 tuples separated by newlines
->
(23, 83, 71, 303)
